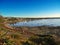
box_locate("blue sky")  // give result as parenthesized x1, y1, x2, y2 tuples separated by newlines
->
(0, 0, 60, 17)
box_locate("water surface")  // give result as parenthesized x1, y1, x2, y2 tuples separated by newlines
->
(10, 19, 60, 27)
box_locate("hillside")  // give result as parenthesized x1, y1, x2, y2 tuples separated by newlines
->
(0, 16, 34, 45)
(0, 16, 60, 45)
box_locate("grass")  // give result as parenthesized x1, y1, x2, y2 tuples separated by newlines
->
(0, 15, 60, 45)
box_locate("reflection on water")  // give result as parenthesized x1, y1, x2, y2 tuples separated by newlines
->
(10, 19, 60, 27)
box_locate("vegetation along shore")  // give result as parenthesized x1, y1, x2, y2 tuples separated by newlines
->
(0, 15, 60, 45)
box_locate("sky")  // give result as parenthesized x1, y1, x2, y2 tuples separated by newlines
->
(0, 0, 60, 17)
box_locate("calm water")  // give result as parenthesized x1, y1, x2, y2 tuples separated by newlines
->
(10, 19, 60, 27)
